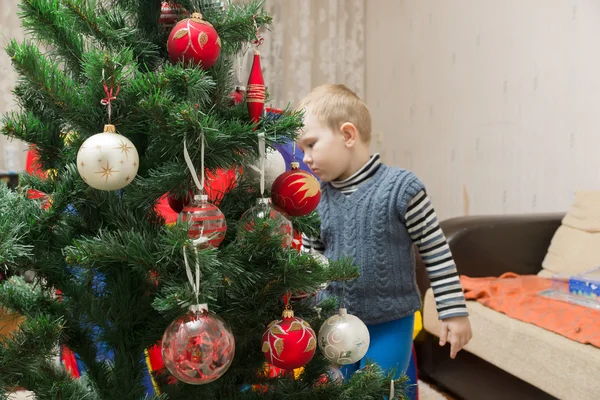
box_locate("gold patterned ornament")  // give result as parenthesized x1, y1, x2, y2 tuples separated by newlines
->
(76, 124, 139, 191)
(261, 307, 317, 370)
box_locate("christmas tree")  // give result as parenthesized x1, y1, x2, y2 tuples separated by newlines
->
(0, 1, 406, 399)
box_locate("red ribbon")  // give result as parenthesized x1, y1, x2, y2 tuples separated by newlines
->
(252, 14, 264, 47)
(100, 83, 120, 122)
(283, 292, 291, 307)
(100, 83, 120, 106)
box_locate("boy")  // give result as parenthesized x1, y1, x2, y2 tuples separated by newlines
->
(297, 84, 472, 378)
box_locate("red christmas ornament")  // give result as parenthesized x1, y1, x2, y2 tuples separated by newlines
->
(261, 307, 316, 370)
(167, 13, 221, 69)
(181, 194, 227, 248)
(159, 2, 188, 30)
(168, 189, 194, 213)
(271, 162, 321, 217)
(161, 304, 235, 385)
(228, 85, 245, 106)
(246, 50, 265, 126)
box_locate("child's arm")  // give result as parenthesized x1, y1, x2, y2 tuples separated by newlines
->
(301, 233, 325, 254)
(406, 189, 472, 358)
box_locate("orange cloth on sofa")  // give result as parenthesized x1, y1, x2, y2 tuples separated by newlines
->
(460, 273, 600, 348)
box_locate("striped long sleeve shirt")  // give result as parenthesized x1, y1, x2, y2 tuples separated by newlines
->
(303, 154, 468, 320)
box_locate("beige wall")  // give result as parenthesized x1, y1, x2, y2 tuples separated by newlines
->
(2, 1, 598, 220)
(0, 0, 28, 174)
(366, 0, 599, 220)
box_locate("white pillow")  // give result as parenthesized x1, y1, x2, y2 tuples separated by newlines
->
(541, 191, 600, 275)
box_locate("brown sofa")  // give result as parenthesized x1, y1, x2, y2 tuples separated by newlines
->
(414, 213, 564, 400)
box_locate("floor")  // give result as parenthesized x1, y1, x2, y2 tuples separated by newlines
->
(8, 380, 456, 400)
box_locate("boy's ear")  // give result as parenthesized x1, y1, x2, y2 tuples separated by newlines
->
(340, 122, 359, 147)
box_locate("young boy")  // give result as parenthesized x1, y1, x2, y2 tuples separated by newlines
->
(297, 84, 472, 378)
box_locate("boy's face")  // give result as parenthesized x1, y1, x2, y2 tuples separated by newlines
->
(297, 110, 353, 182)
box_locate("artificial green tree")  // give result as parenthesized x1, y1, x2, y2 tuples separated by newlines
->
(0, 1, 406, 399)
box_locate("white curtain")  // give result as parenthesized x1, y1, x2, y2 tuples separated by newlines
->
(260, 0, 366, 109)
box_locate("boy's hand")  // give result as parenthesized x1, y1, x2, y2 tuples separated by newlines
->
(439, 316, 472, 359)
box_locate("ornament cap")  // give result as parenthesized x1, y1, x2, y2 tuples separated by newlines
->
(281, 308, 294, 318)
(194, 194, 209, 202)
(256, 197, 271, 206)
(290, 161, 300, 170)
(191, 12, 203, 19)
(254, 49, 260, 56)
(338, 307, 348, 316)
(235, 85, 246, 92)
(190, 303, 209, 314)
(104, 124, 116, 133)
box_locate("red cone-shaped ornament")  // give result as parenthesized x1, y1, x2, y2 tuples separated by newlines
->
(246, 50, 265, 127)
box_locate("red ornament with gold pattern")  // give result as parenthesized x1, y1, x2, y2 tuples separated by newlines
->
(167, 12, 221, 69)
(270, 162, 321, 217)
(246, 50, 265, 126)
(181, 194, 227, 248)
(261, 306, 317, 370)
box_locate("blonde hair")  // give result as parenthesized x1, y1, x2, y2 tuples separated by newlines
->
(297, 84, 372, 142)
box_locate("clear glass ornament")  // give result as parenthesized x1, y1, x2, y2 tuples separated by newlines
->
(181, 194, 227, 248)
(161, 304, 235, 385)
(237, 198, 293, 247)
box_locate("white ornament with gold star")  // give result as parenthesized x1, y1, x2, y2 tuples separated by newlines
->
(76, 124, 139, 191)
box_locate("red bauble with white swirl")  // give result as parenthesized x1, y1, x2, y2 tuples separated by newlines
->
(261, 308, 317, 370)
(271, 162, 321, 217)
(181, 194, 227, 248)
(167, 13, 221, 69)
(161, 304, 235, 385)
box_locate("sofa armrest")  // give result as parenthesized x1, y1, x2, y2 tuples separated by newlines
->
(416, 213, 563, 296)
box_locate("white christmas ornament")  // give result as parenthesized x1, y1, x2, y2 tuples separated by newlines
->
(77, 124, 139, 191)
(243, 149, 285, 188)
(318, 308, 370, 365)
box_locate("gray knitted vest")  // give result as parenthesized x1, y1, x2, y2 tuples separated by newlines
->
(319, 164, 425, 325)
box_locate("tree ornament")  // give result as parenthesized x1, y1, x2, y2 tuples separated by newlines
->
(243, 149, 285, 189)
(168, 190, 193, 213)
(161, 304, 235, 385)
(318, 308, 370, 365)
(200, 1, 227, 14)
(262, 306, 317, 370)
(76, 124, 139, 191)
(167, 12, 221, 69)
(159, 2, 188, 30)
(182, 194, 227, 248)
(228, 85, 245, 106)
(271, 162, 321, 217)
(246, 50, 265, 126)
(237, 198, 293, 247)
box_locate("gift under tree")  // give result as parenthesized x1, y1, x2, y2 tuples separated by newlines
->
(0, 0, 407, 399)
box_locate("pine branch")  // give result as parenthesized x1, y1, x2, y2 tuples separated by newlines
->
(18, 0, 86, 76)
(62, 0, 161, 68)
(0, 301, 96, 399)
(5, 40, 88, 132)
(0, 183, 44, 272)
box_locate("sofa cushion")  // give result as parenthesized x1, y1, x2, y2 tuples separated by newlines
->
(562, 191, 600, 232)
(423, 289, 600, 400)
(542, 191, 600, 275)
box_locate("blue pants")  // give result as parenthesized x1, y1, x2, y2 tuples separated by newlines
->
(340, 314, 415, 380)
